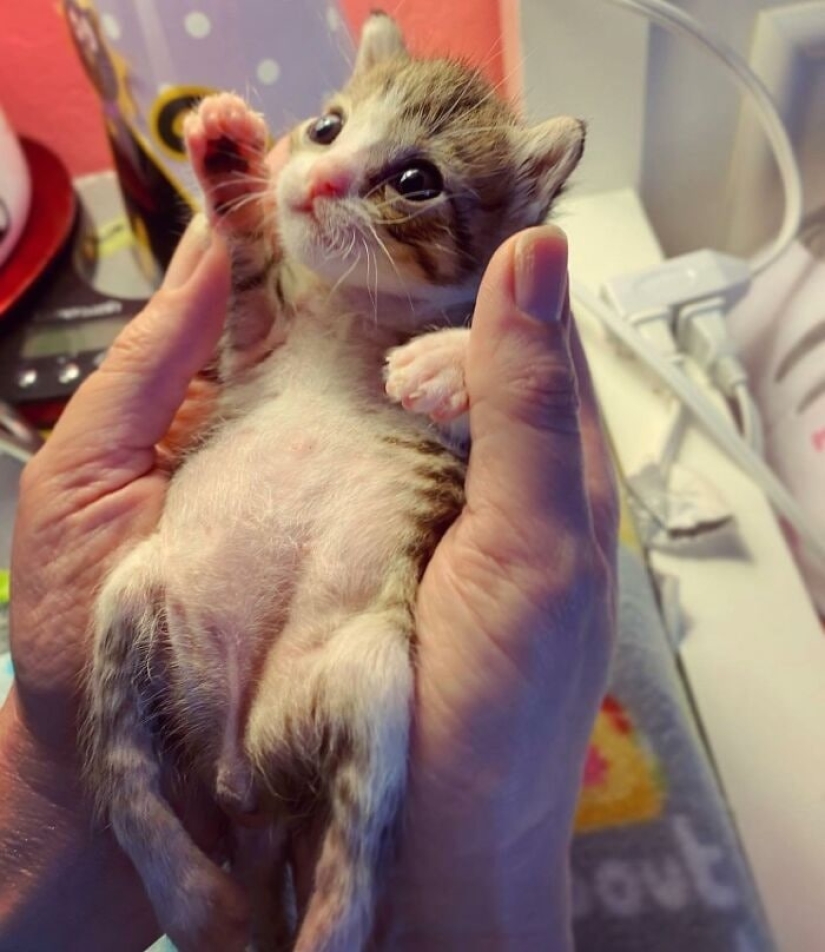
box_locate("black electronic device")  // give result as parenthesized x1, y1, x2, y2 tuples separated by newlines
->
(0, 208, 151, 428)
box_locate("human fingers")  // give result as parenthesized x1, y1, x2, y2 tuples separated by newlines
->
(567, 313, 619, 561)
(465, 225, 593, 561)
(163, 212, 212, 289)
(156, 375, 218, 470)
(34, 227, 230, 491)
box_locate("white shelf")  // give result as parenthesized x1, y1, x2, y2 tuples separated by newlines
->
(563, 187, 825, 952)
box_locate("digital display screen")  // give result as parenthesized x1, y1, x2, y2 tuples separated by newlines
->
(22, 317, 128, 359)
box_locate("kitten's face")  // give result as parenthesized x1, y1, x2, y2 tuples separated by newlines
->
(277, 14, 585, 310)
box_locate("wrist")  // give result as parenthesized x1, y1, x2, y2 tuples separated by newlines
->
(384, 800, 574, 952)
(0, 684, 79, 810)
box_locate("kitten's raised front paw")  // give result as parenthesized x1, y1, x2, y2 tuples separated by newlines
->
(385, 328, 469, 423)
(184, 93, 271, 230)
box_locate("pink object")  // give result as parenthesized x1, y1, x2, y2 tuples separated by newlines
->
(0, 140, 76, 320)
(302, 163, 355, 208)
(342, 0, 503, 80)
(0, 108, 32, 269)
(728, 240, 825, 613)
(0, 0, 112, 176)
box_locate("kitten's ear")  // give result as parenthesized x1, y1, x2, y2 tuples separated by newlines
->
(515, 116, 587, 221)
(354, 11, 407, 75)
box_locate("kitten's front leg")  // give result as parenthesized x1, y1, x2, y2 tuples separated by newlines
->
(385, 328, 470, 447)
(184, 94, 282, 376)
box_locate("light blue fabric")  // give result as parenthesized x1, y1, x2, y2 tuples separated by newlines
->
(145, 939, 176, 952)
(0, 652, 12, 702)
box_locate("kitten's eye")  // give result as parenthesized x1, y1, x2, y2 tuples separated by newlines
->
(388, 162, 444, 201)
(308, 112, 344, 145)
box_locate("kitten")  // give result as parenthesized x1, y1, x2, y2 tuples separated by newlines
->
(83, 12, 584, 952)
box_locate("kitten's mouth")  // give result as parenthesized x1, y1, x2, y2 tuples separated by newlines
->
(290, 194, 322, 218)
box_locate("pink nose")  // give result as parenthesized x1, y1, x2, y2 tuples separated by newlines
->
(300, 164, 353, 209)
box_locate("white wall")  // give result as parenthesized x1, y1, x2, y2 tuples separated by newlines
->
(502, 0, 651, 195)
(640, 0, 812, 260)
(509, 0, 816, 261)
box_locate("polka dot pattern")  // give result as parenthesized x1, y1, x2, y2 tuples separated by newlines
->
(326, 6, 342, 32)
(184, 11, 212, 39)
(101, 13, 122, 41)
(85, 1, 355, 184)
(256, 58, 281, 85)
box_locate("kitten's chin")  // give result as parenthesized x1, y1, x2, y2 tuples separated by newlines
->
(276, 207, 362, 289)
(278, 207, 477, 313)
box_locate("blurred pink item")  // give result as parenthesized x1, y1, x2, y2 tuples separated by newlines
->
(0, 108, 32, 270)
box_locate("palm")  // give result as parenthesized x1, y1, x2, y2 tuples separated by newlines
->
(10, 464, 165, 754)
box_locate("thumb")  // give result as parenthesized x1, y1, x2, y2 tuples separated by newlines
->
(465, 225, 590, 547)
(43, 222, 230, 480)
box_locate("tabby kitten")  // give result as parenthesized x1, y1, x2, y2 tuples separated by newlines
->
(83, 12, 584, 952)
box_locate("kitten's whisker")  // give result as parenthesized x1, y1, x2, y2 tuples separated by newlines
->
(473, 35, 505, 78)
(370, 204, 443, 223)
(359, 235, 375, 317)
(217, 191, 267, 217)
(341, 231, 358, 262)
(360, 240, 379, 326)
(368, 195, 446, 216)
(368, 184, 478, 219)
(360, 218, 417, 320)
(200, 146, 269, 165)
(362, 180, 387, 202)
(371, 205, 447, 226)
(461, 61, 523, 120)
(208, 173, 271, 191)
(372, 245, 380, 326)
(324, 252, 361, 306)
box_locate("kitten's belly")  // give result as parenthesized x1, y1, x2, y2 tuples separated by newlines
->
(161, 389, 418, 636)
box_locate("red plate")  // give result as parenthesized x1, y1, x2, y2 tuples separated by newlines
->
(0, 139, 76, 320)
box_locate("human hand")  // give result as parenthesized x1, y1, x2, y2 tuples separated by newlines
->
(9, 215, 228, 761)
(383, 225, 618, 950)
(0, 216, 231, 950)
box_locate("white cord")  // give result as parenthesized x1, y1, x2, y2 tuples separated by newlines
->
(732, 382, 765, 457)
(572, 279, 825, 567)
(601, 0, 803, 276)
(657, 402, 688, 473)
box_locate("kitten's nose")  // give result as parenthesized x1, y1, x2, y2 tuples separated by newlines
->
(301, 161, 354, 209)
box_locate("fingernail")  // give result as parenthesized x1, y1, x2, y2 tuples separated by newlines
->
(162, 213, 211, 290)
(514, 227, 568, 323)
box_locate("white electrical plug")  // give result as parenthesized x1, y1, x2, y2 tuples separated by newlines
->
(602, 250, 752, 319)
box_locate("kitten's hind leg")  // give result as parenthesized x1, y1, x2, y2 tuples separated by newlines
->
(84, 541, 249, 952)
(184, 94, 281, 375)
(248, 606, 414, 952)
(232, 822, 294, 951)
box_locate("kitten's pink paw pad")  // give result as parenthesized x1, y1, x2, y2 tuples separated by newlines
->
(385, 330, 469, 423)
(184, 93, 268, 174)
(184, 94, 270, 228)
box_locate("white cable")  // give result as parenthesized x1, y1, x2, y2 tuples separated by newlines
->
(572, 279, 825, 567)
(732, 382, 765, 457)
(656, 402, 688, 474)
(601, 0, 803, 275)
